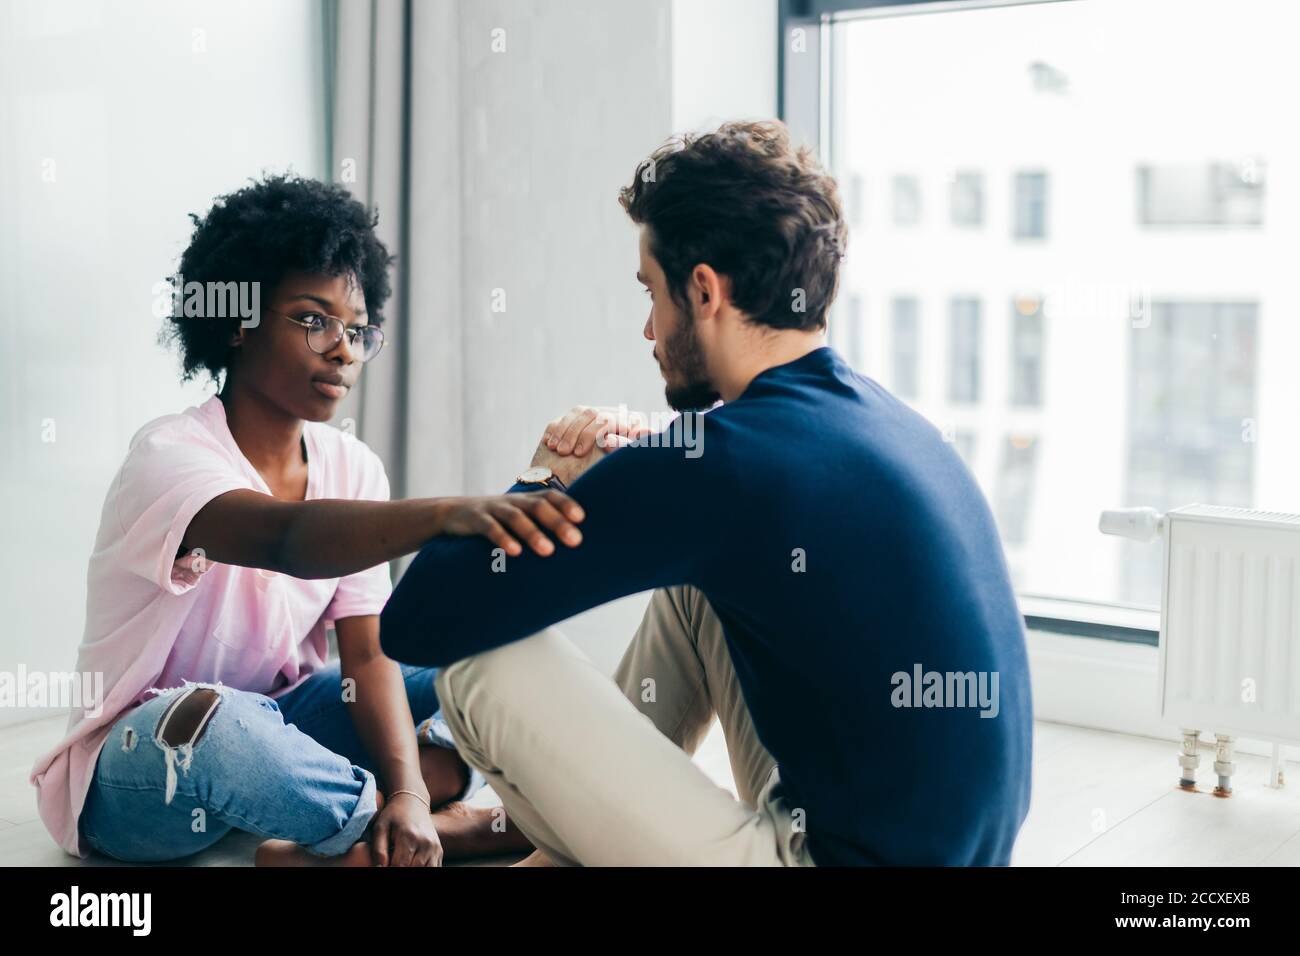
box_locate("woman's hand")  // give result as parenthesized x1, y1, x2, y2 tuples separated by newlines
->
(370, 792, 443, 867)
(437, 491, 585, 558)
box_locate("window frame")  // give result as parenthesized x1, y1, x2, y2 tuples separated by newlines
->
(777, 0, 1159, 645)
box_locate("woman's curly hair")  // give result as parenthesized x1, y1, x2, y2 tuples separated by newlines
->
(161, 174, 395, 383)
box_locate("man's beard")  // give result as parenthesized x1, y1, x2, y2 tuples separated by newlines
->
(660, 301, 720, 412)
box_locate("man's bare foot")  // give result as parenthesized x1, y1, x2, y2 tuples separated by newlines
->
(255, 838, 375, 867)
(510, 849, 554, 867)
(433, 802, 535, 860)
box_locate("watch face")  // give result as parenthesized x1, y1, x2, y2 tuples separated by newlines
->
(519, 466, 553, 483)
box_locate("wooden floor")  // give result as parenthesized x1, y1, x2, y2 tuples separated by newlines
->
(2, 715, 1298, 866)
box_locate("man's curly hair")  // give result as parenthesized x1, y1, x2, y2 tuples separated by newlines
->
(161, 174, 395, 383)
(619, 120, 846, 333)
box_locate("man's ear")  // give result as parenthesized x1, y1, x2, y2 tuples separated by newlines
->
(691, 263, 724, 316)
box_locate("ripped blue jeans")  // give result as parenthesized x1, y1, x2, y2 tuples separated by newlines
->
(79, 664, 485, 863)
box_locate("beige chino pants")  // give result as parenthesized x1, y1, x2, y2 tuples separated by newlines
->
(434, 585, 815, 866)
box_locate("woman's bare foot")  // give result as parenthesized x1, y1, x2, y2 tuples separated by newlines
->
(433, 802, 536, 860)
(510, 849, 554, 867)
(254, 838, 375, 867)
(254, 789, 385, 867)
(252, 790, 539, 866)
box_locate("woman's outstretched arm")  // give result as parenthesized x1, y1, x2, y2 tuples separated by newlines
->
(180, 488, 585, 580)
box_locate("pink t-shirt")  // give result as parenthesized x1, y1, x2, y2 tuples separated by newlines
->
(29, 395, 394, 857)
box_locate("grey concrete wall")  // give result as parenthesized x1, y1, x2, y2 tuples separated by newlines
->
(402, 0, 777, 673)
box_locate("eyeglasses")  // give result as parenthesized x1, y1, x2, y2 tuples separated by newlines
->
(266, 308, 386, 363)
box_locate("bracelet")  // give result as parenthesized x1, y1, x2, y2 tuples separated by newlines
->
(388, 788, 431, 809)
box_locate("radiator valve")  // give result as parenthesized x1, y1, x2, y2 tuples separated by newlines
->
(1098, 507, 1164, 542)
(1178, 728, 1201, 791)
(1213, 734, 1236, 797)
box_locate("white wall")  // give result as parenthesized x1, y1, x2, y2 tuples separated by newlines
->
(0, 0, 328, 727)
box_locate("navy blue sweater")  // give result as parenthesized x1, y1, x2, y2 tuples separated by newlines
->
(381, 347, 1033, 865)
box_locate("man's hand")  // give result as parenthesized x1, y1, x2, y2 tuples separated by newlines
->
(529, 440, 604, 488)
(531, 406, 651, 487)
(542, 406, 651, 457)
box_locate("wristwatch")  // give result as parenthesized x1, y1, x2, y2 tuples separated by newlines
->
(516, 465, 567, 492)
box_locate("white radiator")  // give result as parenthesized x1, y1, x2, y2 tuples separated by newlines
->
(1100, 504, 1300, 794)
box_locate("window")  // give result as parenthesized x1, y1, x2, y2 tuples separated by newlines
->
(890, 297, 921, 400)
(950, 171, 984, 227)
(951, 429, 977, 469)
(1013, 171, 1048, 239)
(793, 0, 1296, 617)
(1137, 161, 1265, 227)
(947, 297, 981, 404)
(891, 174, 921, 226)
(839, 293, 867, 370)
(846, 172, 867, 226)
(996, 435, 1040, 546)
(1122, 301, 1258, 604)
(1010, 297, 1044, 407)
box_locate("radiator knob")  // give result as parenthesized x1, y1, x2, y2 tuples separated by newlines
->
(1098, 507, 1163, 542)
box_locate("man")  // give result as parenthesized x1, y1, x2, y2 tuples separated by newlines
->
(380, 120, 1032, 866)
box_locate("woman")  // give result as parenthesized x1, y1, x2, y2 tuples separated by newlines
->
(29, 175, 580, 866)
